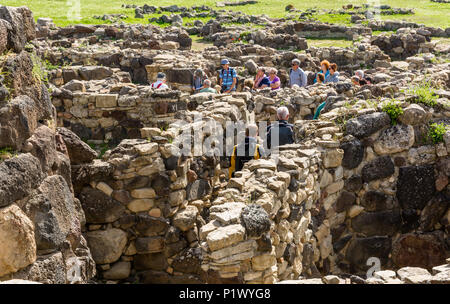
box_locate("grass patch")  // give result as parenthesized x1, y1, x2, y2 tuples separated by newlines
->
(382, 99, 404, 125)
(307, 37, 353, 48)
(0, 147, 17, 161)
(408, 78, 438, 107)
(427, 122, 449, 144)
(0, 1, 448, 28)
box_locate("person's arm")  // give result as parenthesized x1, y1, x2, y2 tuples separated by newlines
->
(219, 71, 223, 87)
(270, 79, 280, 89)
(301, 71, 307, 87)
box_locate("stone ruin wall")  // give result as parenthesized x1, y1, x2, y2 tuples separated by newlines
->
(0, 6, 95, 283)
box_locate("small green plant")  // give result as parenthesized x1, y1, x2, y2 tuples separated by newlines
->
(31, 53, 49, 84)
(0, 147, 17, 161)
(382, 99, 404, 125)
(427, 122, 449, 144)
(408, 78, 437, 107)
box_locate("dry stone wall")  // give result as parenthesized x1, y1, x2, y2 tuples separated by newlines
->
(0, 5, 95, 284)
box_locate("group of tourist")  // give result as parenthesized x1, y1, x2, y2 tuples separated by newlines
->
(151, 58, 371, 94)
(149, 58, 373, 176)
(229, 106, 294, 178)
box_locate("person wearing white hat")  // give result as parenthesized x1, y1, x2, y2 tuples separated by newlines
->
(151, 72, 169, 90)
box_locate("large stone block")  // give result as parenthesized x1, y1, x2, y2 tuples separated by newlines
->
(0, 153, 44, 207)
(396, 164, 436, 210)
(361, 156, 395, 182)
(373, 124, 415, 155)
(95, 94, 118, 108)
(345, 112, 390, 139)
(206, 224, 245, 252)
(340, 139, 364, 169)
(79, 187, 125, 224)
(392, 233, 447, 270)
(85, 228, 127, 264)
(0, 204, 36, 277)
(351, 210, 402, 237)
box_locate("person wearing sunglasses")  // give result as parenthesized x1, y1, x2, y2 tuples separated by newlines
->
(289, 59, 307, 88)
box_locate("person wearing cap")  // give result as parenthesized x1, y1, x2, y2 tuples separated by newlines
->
(219, 59, 237, 93)
(151, 72, 169, 90)
(289, 59, 307, 88)
(192, 68, 208, 93)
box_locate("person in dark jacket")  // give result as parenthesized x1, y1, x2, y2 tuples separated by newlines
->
(229, 124, 265, 178)
(266, 106, 295, 150)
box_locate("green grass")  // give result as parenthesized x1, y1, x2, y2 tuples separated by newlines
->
(307, 37, 354, 48)
(1, 1, 449, 28)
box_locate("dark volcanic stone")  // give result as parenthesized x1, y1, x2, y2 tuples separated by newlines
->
(419, 193, 449, 232)
(344, 175, 363, 192)
(361, 156, 395, 182)
(151, 174, 170, 196)
(240, 204, 271, 238)
(0, 153, 44, 207)
(346, 236, 391, 272)
(340, 139, 364, 169)
(397, 164, 436, 210)
(392, 233, 447, 270)
(135, 215, 170, 236)
(333, 234, 352, 253)
(361, 191, 390, 212)
(79, 187, 126, 224)
(351, 210, 401, 236)
(134, 253, 168, 270)
(401, 209, 420, 233)
(57, 127, 98, 165)
(335, 191, 356, 213)
(345, 112, 390, 139)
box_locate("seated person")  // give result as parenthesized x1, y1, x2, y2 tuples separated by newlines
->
(252, 67, 270, 90)
(325, 63, 340, 83)
(268, 68, 281, 91)
(266, 106, 294, 149)
(316, 73, 325, 84)
(355, 69, 371, 85)
(229, 124, 265, 178)
(314, 60, 330, 83)
(351, 76, 361, 86)
(192, 68, 208, 93)
(199, 79, 217, 93)
(151, 72, 169, 90)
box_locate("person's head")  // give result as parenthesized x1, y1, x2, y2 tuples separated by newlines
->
(221, 59, 230, 70)
(291, 59, 301, 71)
(256, 67, 265, 77)
(277, 106, 289, 121)
(330, 63, 338, 75)
(156, 72, 166, 82)
(204, 79, 211, 87)
(355, 70, 364, 79)
(245, 124, 259, 138)
(194, 68, 203, 77)
(351, 76, 360, 85)
(268, 68, 278, 78)
(317, 73, 325, 83)
(320, 60, 330, 72)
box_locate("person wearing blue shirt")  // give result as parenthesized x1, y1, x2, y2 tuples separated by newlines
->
(219, 59, 237, 93)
